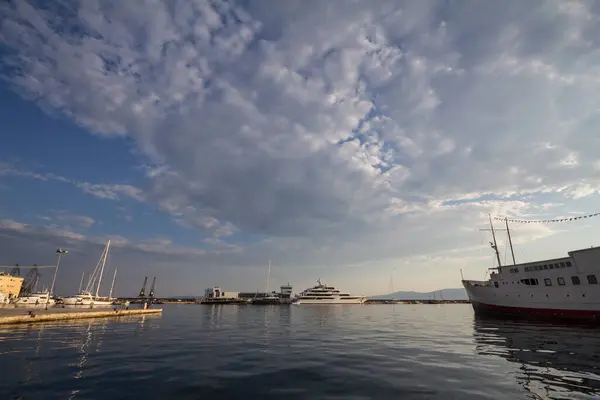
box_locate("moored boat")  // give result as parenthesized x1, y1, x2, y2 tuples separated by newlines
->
(250, 294, 281, 305)
(63, 240, 119, 308)
(293, 279, 367, 305)
(462, 215, 600, 322)
(13, 291, 55, 307)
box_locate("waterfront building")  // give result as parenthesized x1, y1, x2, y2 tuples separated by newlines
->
(0, 272, 24, 299)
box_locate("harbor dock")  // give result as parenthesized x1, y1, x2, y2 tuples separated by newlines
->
(0, 307, 162, 326)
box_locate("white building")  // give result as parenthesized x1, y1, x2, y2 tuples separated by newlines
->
(204, 287, 239, 299)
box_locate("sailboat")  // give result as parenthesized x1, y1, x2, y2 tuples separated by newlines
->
(251, 259, 281, 305)
(63, 240, 118, 308)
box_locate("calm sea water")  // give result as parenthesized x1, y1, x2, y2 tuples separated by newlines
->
(1, 304, 599, 400)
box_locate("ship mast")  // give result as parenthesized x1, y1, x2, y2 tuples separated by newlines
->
(488, 214, 502, 267)
(505, 217, 516, 265)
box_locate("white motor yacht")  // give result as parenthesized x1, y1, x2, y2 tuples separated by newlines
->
(13, 291, 55, 307)
(293, 279, 366, 305)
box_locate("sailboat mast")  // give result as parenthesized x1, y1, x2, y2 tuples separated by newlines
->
(96, 240, 111, 298)
(266, 259, 271, 293)
(78, 272, 85, 293)
(505, 217, 516, 265)
(109, 266, 117, 299)
(488, 214, 502, 268)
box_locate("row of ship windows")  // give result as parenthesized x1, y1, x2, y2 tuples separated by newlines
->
(494, 274, 597, 287)
(509, 261, 573, 274)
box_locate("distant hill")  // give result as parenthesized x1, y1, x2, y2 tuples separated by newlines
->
(369, 288, 468, 301)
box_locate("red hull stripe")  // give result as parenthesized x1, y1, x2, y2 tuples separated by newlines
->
(472, 301, 600, 320)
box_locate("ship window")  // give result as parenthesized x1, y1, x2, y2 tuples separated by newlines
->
(557, 277, 566, 286)
(544, 278, 552, 286)
(560, 262, 566, 268)
(543, 265, 549, 270)
(520, 278, 539, 286)
(549, 264, 555, 269)
(571, 276, 580, 285)
(566, 261, 572, 267)
(494, 282, 499, 288)
(588, 275, 598, 285)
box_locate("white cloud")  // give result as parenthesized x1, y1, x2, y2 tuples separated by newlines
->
(76, 182, 146, 202)
(2, 0, 600, 294)
(55, 214, 95, 229)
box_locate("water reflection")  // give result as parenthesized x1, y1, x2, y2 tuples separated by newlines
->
(473, 316, 600, 398)
(0, 315, 162, 400)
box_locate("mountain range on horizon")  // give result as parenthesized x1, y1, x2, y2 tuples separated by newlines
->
(369, 288, 468, 301)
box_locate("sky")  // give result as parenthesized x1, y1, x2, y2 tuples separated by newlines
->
(1, 0, 600, 298)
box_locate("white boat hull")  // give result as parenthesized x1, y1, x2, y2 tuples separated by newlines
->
(13, 293, 55, 307)
(14, 298, 56, 307)
(293, 297, 367, 305)
(62, 296, 114, 308)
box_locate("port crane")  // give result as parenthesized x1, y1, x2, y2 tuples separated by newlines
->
(138, 276, 148, 298)
(0, 264, 56, 295)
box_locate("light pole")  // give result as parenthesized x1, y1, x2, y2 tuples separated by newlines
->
(47, 248, 68, 310)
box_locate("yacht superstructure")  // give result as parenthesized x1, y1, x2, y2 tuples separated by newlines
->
(293, 279, 366, 305)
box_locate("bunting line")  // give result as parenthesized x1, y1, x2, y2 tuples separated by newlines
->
(493, 213, 600, 224)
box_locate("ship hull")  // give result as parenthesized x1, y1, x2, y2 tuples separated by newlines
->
(13, 293, 55, 307)
(62, 296, 114, 307)
(292, 297, 366, 305)
(463, 277, 600, 323)
(471, 300, 600, 322)
(250, 298, 282, 305)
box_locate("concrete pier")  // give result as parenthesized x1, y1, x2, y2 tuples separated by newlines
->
(0, 307, 162, 326)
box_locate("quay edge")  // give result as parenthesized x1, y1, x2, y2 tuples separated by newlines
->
(0, 308, 162, 326)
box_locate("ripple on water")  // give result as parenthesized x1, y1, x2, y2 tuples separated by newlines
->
(1, 305, 600, 399)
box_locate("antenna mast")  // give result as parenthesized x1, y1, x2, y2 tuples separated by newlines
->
(505, 217, 516, 265)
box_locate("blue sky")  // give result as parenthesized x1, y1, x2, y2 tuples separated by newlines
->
(1, 0, 600, 297)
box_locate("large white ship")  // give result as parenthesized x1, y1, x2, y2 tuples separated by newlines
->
(292, 279, 366, 305)
(462, 216, 600, 322)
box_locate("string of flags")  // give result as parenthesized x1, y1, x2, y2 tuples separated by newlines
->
(493, 213, 600, 224)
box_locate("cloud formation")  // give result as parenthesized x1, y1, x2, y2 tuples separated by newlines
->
(1, 0, 600, 294)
